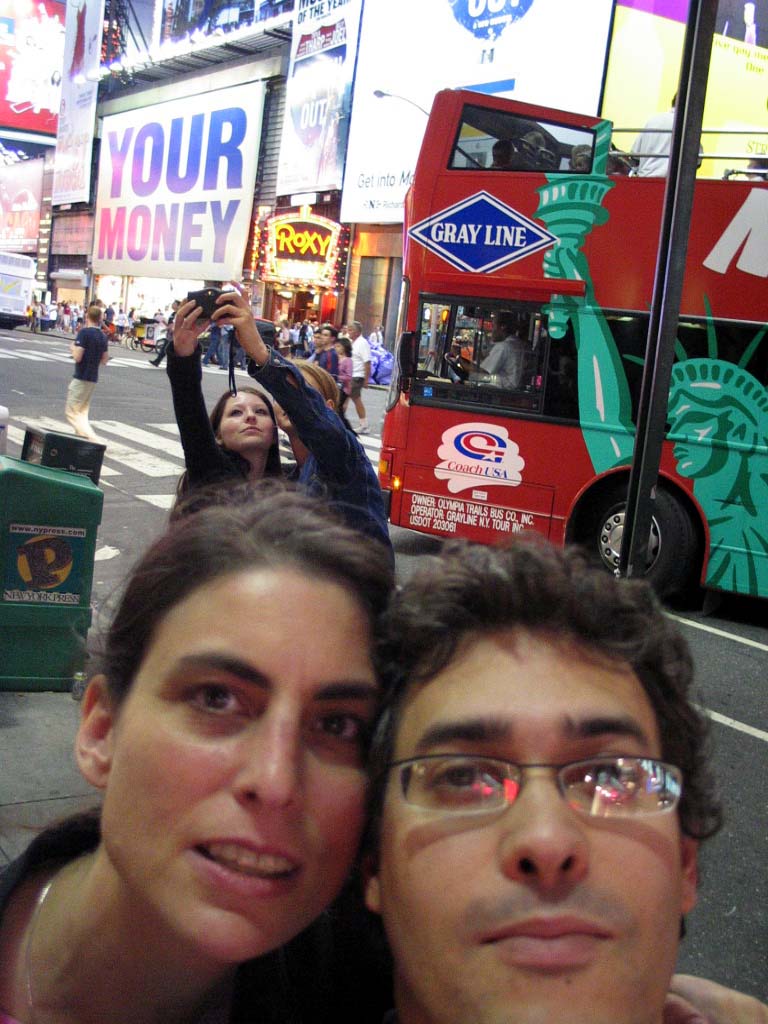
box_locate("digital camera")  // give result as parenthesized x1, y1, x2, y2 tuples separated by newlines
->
(186, 288, 222, 319)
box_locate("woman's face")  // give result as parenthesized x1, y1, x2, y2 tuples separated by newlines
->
(216, 392, 275, 455)
(80, 569, 378, 965)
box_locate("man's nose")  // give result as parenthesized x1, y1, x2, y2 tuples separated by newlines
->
(233, 716, 304, 811)
(497, 771, 589, 892)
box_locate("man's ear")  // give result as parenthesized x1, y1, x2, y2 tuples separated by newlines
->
(680, 837, 698, 916)
(361, 851, 382, 915)
(75, 675, 117, 790)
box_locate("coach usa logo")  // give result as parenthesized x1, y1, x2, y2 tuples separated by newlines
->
(409, 191, 557, 274)
(446, 0, 535, 41)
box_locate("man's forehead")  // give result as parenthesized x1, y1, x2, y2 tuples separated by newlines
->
(393, 631, 660, 758)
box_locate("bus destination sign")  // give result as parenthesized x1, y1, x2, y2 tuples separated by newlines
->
(408, 190, 557, 274)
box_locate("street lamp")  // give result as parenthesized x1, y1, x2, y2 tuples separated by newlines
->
(373, 89, 429, 117)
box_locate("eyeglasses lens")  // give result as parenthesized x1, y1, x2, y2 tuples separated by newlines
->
(398, 756, 681, 817)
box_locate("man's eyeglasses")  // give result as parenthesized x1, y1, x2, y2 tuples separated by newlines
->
(387, 754, 682, 819)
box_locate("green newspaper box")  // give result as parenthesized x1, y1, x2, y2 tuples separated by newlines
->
(0, 455, 104, 691)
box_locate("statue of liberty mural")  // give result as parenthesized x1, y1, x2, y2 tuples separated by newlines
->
(532, 120, 768, 596)
(535, 118, 635, 474)
(667, 324, 768, 594)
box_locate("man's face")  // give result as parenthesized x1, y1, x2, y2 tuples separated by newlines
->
(365, 630, 698, 1024)
(316, 329, 332, 351)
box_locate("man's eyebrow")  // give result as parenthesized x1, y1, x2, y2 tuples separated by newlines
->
(565, 714, 651, 746)
(174, 654, 378, 700)
(412, 714, 651, 755)
(414, 718, 511, 754)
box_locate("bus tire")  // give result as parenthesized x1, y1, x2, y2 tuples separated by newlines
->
(581, 483, 699, 599)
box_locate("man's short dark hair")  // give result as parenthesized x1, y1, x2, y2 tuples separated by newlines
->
(368, 536, 722, 848)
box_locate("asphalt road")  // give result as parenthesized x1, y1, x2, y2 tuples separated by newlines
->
(2, 326, 766, 1000)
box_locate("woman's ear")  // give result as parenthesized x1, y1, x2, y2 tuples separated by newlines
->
(325, 398, 336, 411)
(75, 675, 117, 789)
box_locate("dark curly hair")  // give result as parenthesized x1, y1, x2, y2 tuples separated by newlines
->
(367, 535, 722, 845)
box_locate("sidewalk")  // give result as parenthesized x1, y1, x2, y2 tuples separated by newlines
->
(0, 688, 98, 867)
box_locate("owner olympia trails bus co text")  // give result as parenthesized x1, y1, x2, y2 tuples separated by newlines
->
(408, 494, 536, 534)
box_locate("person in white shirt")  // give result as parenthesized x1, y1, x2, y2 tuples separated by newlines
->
(349, 321, 371, 433)
(479, 316, 528, 388)
(631, 96, 676, 177)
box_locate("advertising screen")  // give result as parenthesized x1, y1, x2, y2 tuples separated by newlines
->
(341, 0, 614, 224)
(154, 0, 293, 47)
(276, 0, 363, 195)
(0, 156, 43, 251)
(52, 0, 106, 205)
(0, 0, 66, 138)
(92, 81, 265, 280)
(602, 0, 768, 175)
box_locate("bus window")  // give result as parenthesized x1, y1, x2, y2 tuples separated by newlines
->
(418, 301, 452, 371)
(448, 103, 596, 173)
(415, 302, 549, 412)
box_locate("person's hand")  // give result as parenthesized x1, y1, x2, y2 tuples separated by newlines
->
(211, 285, 268, 364)
(271, 399, 294, 435)
(664, 975, 768, 1024)
(171, 299, 209, 357)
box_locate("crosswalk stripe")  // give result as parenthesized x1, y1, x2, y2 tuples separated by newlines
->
(138, 494, 176, 510)
(0, 348, 48, 360)
(21, 349, 73, 363)
(148, 422, 181, 435)
(93, 420, 186, 459)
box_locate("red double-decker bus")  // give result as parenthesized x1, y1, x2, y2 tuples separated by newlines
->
(378, 89, 768, 598)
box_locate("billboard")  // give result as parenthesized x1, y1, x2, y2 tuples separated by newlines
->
(340, 0, 614, 224)
(92, 81, 265, 280)
(155, 0, 293, 47)
(0, 0, 65, 137)
(0, 156, 43, 250)
(276, 0, 363, 195)
(601, 0, 768, 174)
(52, 0, 106, 205)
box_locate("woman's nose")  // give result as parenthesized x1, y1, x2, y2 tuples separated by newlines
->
(233, 717, 304, 811)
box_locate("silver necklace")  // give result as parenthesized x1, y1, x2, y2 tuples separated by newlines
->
(24, 875, 55, 1023)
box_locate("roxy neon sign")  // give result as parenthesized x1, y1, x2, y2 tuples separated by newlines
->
(262, 210, 343, 287)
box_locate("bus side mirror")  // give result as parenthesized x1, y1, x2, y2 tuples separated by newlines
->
(398, 331, 419, 380)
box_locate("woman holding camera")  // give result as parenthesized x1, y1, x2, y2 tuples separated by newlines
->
(0, 487, 394, 1024)
(168, 289, 392, 559)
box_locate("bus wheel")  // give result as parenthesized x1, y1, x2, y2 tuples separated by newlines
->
(586, 485, 699, 598)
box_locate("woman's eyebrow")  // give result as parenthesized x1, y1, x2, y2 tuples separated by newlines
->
(173, 654, 378, 701)
(175, 653, 270, 689)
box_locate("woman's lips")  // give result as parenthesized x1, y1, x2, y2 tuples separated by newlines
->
(198, 841, 299, 878)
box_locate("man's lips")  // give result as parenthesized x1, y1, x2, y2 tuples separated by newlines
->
(481, 917, 613, 972)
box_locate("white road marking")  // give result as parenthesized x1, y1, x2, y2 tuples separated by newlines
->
(669, 612, 768, 653)
(137, 494, 175, 509)
(95, 545, 120, 561)
(0, 348, 48, 361)
(93, 420, 185, 459)
(22, 349, 73, 362)
(702, 708, 768, 743)
(148, 422, 180, 435)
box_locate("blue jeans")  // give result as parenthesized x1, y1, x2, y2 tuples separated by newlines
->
(202, 325, 229, 369)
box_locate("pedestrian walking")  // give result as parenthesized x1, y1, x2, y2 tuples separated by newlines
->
(64, 303, 109, 442)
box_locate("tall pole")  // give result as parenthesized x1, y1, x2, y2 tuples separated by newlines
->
(618, 0, 718, 580)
